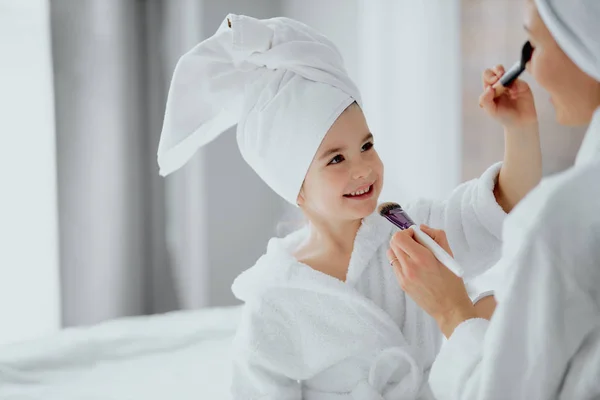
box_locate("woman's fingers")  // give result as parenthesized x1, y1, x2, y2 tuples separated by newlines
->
(391, 229, 423, 261)
(396, 247, 415, 281)
(386, 248, 398, 266)
(479, 86, 496, 111)
(481, 66, 502, 108)
(482, 64, 508, 101)
(483, 65, 505, 89)
(492, 64, 505, 77)
(482, 68, 498, 89)
(387, 247, 407, 285)
(391, 225, 453, 258)
(391, 228, 437, 271)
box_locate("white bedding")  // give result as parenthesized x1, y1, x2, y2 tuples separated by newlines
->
(0, 306, 242, 400)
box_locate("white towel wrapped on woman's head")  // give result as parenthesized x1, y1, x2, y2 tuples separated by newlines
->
(157, 14, 361, 205)
(535, 0, 600, 81)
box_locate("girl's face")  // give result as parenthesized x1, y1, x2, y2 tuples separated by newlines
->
(297, 103, 384, 222)
(525, 0, 600, 126)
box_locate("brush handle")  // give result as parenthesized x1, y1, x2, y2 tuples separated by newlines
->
(492, 60, 524, 98)
(412, 226, 465, 277)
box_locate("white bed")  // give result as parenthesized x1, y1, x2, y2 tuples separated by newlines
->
(0, 265, 503, 400)
(0, 306, 242, 400)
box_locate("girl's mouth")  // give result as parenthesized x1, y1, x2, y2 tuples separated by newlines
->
(344, 184, 374, 199)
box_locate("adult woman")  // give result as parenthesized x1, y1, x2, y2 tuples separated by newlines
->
(388, 0, 600, 398)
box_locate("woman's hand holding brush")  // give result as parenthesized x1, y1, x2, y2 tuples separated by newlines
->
(479, 64, 538, 131)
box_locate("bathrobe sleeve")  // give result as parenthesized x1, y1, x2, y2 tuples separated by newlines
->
(231, 299, 302, 399)
(406, 162, 506, 279)
(428, 180, 600, 400)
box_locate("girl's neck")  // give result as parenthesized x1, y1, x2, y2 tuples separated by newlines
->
(292, 213, 363, 282)
(305, 216, 362, 256)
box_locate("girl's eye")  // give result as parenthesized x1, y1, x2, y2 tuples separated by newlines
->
(362, 142, 374, 152)
(328, 154, 344, 165)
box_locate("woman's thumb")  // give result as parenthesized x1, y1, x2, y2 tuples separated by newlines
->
(419, 225, 453, 256)
(419, 224, 438, 238)
(508, 79, 530, 94)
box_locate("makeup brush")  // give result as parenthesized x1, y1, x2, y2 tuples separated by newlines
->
(493, 41, 533, 98)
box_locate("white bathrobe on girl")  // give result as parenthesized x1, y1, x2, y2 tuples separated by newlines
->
(157, 14, 506, 400)
(231, 169, 505, 400)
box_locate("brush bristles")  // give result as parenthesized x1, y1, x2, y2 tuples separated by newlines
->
(378, 202, 401, 216)
(522, 41, 533, 64)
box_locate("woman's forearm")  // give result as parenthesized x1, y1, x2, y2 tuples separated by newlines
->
(437, 304, 478, 339)
(495, 123, 543, 213)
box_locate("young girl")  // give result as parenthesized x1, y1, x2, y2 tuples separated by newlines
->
(157, 14, 542, 400)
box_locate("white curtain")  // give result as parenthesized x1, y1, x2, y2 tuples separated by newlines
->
(0, 0, 61, 344)
(51, 0, 287, 327)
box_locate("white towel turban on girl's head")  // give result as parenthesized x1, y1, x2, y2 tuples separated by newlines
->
(157, 14, 362, 205)
(535, 0, 600, 81)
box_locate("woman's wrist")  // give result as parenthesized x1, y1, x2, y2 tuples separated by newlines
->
(503, 120, 539, 137)
(436, 303, 478, 339)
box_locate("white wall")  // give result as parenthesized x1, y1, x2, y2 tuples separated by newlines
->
(0, 0, 61, 344)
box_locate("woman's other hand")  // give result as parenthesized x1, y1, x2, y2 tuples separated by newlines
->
(479, 65, 538, 130)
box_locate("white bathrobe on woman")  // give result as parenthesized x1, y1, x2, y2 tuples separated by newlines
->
(429, 112, 600, 400)
(231, 163, 506, 399)
(428, 1, 600, 398)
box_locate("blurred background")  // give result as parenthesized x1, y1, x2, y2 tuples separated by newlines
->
(0, 0, 586, 345)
